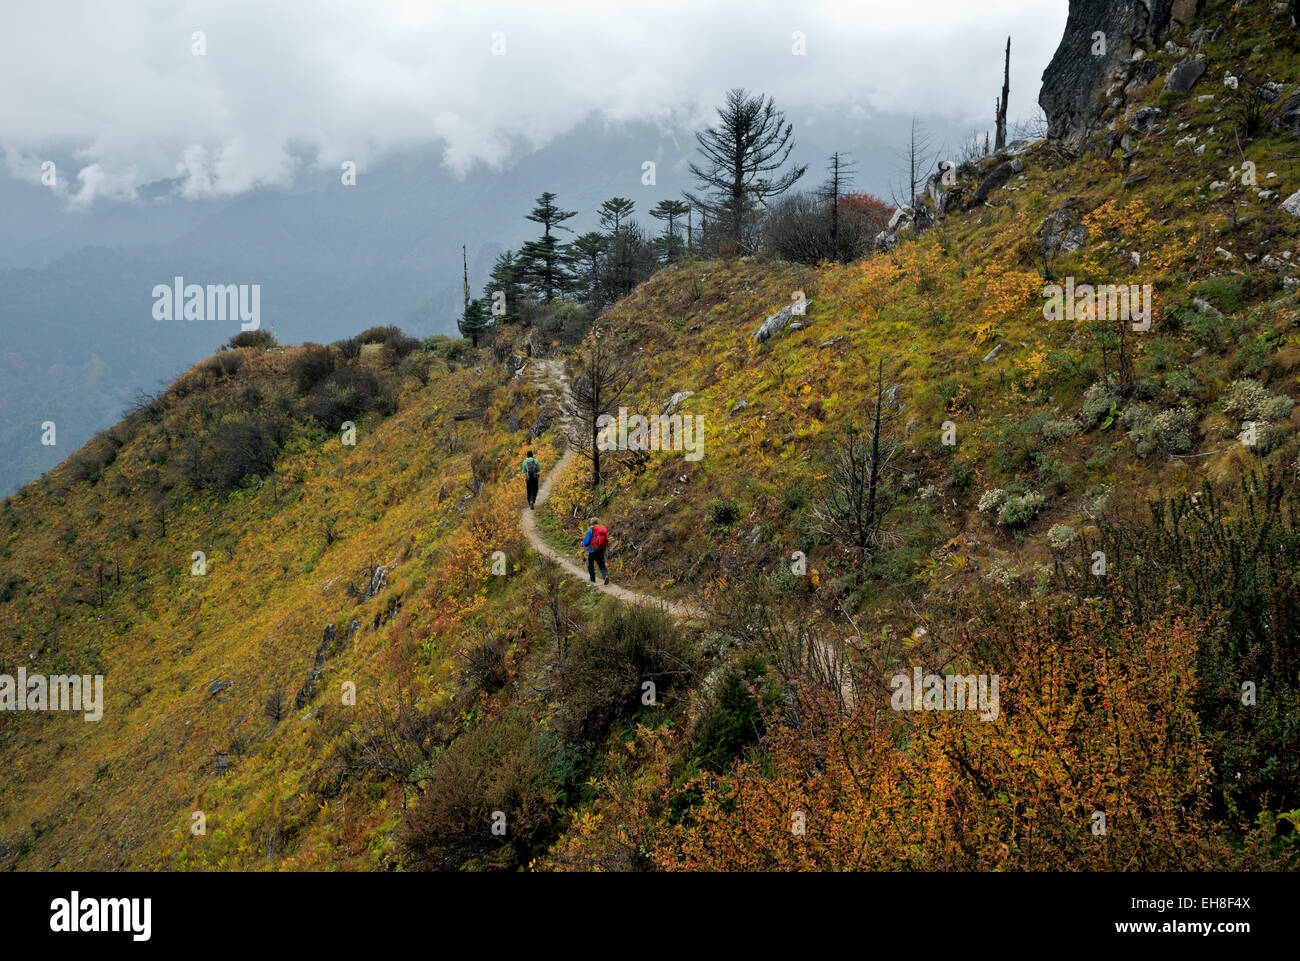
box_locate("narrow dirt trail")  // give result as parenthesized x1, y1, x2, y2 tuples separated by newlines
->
(517, 358, 854, 707)
(518, 359, 706, 621)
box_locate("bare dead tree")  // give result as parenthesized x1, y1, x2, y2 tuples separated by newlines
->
(892, 117, 938, 210)
(995, 37, 1011, 151)
(1009, 104, 1049, 143)
(818, 152, 859, 260)
(339, 688, 444, 809)
(540, 562, 578, 664)
(564, 330, 632, 487)
(813, 359, 904, 566)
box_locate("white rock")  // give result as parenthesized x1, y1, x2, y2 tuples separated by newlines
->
(1281, 190, 1300, 218)
(663, 390, 695, 414)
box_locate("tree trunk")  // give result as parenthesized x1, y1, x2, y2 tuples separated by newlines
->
(995, 37, 1010, 151)
(462, 244, 469, 316)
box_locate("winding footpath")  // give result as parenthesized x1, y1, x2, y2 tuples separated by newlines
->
(517, 359, 706, 621)
(516, 357, 855, 708)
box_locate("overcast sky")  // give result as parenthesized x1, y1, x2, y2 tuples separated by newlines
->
(0, 0, 1069, 206)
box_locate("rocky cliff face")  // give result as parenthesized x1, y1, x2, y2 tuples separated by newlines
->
(1039, 0, 1198, 153)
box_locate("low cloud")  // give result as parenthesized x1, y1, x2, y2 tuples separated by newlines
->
(0, 0, 1067, 202)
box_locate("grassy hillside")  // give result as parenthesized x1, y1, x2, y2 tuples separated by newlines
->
(3, 1, 1299, 872)
(0, 330, 557, 868)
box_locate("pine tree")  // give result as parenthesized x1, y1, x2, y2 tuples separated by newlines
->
(648, 199, 691, 263)
(687, 88, 806, 250)
(518, 192, 578, 302)
(567, 231, 608, 304)
(457, 297, 490, 348)
(597, 198, 636, 237)
(484, 249, 524, 325)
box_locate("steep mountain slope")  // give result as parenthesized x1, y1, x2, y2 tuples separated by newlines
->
(3, 0, 1299, 872)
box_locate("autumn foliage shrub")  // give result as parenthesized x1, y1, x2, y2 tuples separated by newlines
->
(691, 652, 777, 773)
(203, 350, 244, 379)
(466, 638, 509, 694)
(304, 366, 395, 427)
(380, 331, 421, 364)
(553, 603, 698, 749)
(66, 432, 121, 484)
(1059, 472, 1300, 823)
(356, 325, 405, 345)
(228, 329, 276, 350)
(288, 343, 337, 393)
(659, 599, 1283, 871)
(184, 414, 287, 491)
(397, 707, 561, 871)
(764, 191, 891, 264)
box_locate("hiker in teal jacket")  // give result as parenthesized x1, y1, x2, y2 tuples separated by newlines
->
(582, 517, 609, 584)
(522, 450, 540, 509)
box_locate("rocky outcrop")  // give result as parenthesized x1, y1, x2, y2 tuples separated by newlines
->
(1040, 0, 1187, 154)
(294, 623, 338, 710)
(663, 390, 695, 414)
(1039, 198, 1089, 261)
(1164, 56, 1206, 94)
(1124, 58, 1159, 96)
(887, 206, 914, 232)
(969, 158, 1025, 207)
(926, 162, 961, 219)
(1274, 90, 1300, 137)
(1130, 105, 1162, 133)
(754, 302, 812, 343)
(528, 405, 554, 440)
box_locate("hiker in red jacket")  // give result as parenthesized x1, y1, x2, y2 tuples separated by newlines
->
(582, 517, 609, 585)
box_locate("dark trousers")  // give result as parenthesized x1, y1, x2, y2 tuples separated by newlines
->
(526, 476, 538, 506)
(588, 549, 607, 582)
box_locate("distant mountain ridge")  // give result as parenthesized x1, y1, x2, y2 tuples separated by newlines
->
(0, 111, 969, 495)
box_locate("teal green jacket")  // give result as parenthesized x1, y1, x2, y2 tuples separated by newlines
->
(522, 457, 540, 477)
